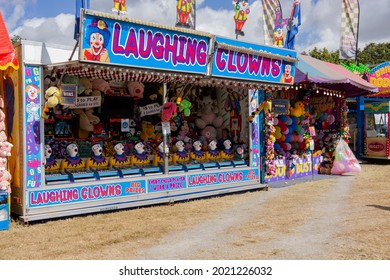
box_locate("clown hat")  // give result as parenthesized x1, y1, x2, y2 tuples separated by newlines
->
(86, 18, 111, 47)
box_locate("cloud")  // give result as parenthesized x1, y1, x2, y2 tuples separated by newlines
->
(11, 13, 75, 46)
(4, 0, 390, 54)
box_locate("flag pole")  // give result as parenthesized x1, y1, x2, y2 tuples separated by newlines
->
(355, 0, 360, 64)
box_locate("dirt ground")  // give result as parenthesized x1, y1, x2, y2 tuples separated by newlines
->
(0, 161, 389, 260)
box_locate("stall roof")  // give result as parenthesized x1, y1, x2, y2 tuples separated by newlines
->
(47, 60, 291, 91)
(295, 54, 378, 97)
(0, 12, 19, 75)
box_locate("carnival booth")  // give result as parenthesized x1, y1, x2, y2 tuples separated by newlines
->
(9, 10, 297, 222)
(0, 12, 19, 229)
(264, 54, 378, 181)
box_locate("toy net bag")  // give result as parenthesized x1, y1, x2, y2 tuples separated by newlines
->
(331, 139, 362, 174)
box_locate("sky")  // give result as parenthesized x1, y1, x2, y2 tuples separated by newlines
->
(1, 0, 389, 54)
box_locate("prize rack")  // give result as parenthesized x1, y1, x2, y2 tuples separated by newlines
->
(10, 10, 297, 222)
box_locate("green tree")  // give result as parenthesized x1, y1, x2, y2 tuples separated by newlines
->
(357, 43, 390, 67)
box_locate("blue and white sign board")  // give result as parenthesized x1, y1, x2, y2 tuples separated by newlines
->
(212, 36, 297, 84)
(80, 10, 211, 75)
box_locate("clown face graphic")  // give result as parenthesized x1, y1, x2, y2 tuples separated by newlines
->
(89, 32, 105, 56)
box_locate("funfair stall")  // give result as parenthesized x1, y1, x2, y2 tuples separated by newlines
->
(9, 10, 297, 222)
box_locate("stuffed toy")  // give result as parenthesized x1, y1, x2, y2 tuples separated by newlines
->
(79, 78, 93, 96)
(0, 131, 7, 142)
(60, 143, 86, 171)
(92, 78, 112, 94)
(0, 180, 10, 193)
(200, 125, 217, 146)
(73, 109, 100, 139)
(172, 140, 190, 164)
(127, 81, 145, 101)
(0, 141, 13, 157)
(0, 157, 7, 170)
(178, 99, 192, 117)
(42, 86, 62, 119)
(140, 121, 155, 141)
(290, 101, 306, 117)
(0, 169, 12, 182)
(161, 102, 177, 122)
(0, 109, 5, 122)
(195, 94, 223, 129)
(112, 0, 127, 15)
(0, 120, 5, 132)
(206, 139, 220, 161)
(131, 141, 150, 166)
(0, 96, 4, 108)
(86, 143, 108, 169)
(44, 144, 60, 172)
(109, 143, 132, 167)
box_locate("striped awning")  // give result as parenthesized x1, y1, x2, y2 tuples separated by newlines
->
(295, 54, 378, 97)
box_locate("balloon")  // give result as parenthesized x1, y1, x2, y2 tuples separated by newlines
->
(274, 118, 279, 126)
(297, 135, 304, 142)
(282, 127, 289, 135)
(274, 143, 281, 150)
(291, 116, 298, 124)
(291, 123, 298, 131)
(280, 135, 286, 142)
(275, 126, 281, 133)
(286, 117, 293, 125)
(322, 120, 329, 129)
(279, 115, 288, 123)
(285, 143, 292, 150)
(274, 131, 281, 139)
(327, 114, 335, 125)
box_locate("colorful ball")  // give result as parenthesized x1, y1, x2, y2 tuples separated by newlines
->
(274, 143, 281, 150)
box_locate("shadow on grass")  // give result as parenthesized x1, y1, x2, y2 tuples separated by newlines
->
(367, 205, 390, 211)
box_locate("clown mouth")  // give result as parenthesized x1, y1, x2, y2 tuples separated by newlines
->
(92, 45, 103, 55)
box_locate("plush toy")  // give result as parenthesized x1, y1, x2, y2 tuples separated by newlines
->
(152, 141, 172, 167)
(131, 141, 150, 166)
(79, 78, 93, 95)
(86, 143, 109, 169)
(92, 78, 112, 95)
(200, 125, 217, 146)
(195, 94, 223, 129)
(127, 81, 145, 101)
(73, 109, 100, 139)
(140, 121, 155, 141)
(0, 157, 7, 170)
(0, 131, 7, 142)
(42, 86, 62, 119)
(60, 143, 85, 171)
(220, 139, 234, 161)
(0, 109, 4, 122)
(178, 99, 192, 116)
(172, 140, 190, 164)
(0, 180, 10, 193)
(112, 0, 127, 15)
(0, 169, 11, 182)
(109, 143, 132, 167)
(44, 144, 60, 171)
(206, 139, 220, 161)
(290, 101, 306, 117)
(0, 141, 13, 157)
(190, 140, 206, 161)
(161, 102, 177, 122)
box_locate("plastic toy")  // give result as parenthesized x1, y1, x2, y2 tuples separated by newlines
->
(109, 142, 131, 167)
(190, 140, 206, 161)
(173, 140, 190, 164)
(60, 143, 85, 171)
(44, 144, 60, 171)
(205, 139, 220, 161)
(86, 143, 108, 169)
(131, 141, 150, 166)
(220, 139, 234, 160)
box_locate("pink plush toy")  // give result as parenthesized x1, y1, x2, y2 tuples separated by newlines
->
(200, 125, 217, 144)
(0, 180, 10, 193)
(0, 109, 5, 122)
(127, 81, 145, 101)
(0, 169, 12, 182)
(0, 157, 7, 170)
(0, 131, 7, 142)
(0, 141, 13, 157)
(161, 102, 177, 122)
(0, 120, 5, 132)
(92, 78, 112, 94)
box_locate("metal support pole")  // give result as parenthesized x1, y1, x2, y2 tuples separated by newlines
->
(163, 83, 169, 175)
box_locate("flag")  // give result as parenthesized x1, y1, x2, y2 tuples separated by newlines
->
(261, 0, 282, 46)
(74, 0, 90, 40)
(339, 0, 360, 60)
(284, 0, 301, 50)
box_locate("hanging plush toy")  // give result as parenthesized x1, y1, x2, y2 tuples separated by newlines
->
(176, 0, 192, 28)
(127, 81, 145, 101)
(112, 0, 127, 15)
(161, 102, 178, 122)
(42, 86, 62, 119)
(232, 0, 250, 37)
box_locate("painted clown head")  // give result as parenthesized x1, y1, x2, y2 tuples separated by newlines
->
(85, 18, 111, 55)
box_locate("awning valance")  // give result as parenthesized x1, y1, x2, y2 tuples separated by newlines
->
(0, 12, 19, 76)
(295, 54, 378, 97)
